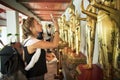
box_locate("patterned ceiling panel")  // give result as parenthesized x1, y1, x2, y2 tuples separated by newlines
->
(17, 0, 71, 21)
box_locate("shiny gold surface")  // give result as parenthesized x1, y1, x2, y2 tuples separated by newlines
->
(58, 0, 120, 79)
(80, 0, 97, 69)
(91, 0, 120, 79)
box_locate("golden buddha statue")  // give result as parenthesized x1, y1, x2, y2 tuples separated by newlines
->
(91, 0, 120, 79)
(59, 15, 66, 41)
(75, 12, 81, 54)
(80, 0, 97, 69)
(58, 17, 63, 39)
(68, 3, 76, 50)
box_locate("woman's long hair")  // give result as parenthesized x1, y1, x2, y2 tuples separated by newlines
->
(22, 17, 34, 39)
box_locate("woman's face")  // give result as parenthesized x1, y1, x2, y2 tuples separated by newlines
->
(31, 20, 43, 37)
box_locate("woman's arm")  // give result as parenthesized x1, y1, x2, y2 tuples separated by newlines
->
(27, 14, 60, 54)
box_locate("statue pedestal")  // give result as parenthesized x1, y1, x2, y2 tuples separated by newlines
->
(76, 64, 103, 80)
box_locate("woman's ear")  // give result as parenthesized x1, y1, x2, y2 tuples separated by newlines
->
(30, 27, 32, 31)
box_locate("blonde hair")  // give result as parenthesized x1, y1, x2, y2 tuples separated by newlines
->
(22, 17, 35, 39)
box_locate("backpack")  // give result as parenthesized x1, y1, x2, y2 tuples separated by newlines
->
(0, 43, 27, 80)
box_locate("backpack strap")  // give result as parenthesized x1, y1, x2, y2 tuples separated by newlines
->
(22, 38, 31, 66)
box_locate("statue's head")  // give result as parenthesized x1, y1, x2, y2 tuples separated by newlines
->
(61, 15, 66, 22)
(68, 3, 75, 14)
(98, 0, 115, 8)
(105, 0, 115, 8)
(100, 0, 113, 3)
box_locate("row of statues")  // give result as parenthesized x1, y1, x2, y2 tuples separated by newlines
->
(58, 0, 120, 80)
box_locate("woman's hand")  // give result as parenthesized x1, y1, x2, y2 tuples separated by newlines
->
(50, 14, 59, 31)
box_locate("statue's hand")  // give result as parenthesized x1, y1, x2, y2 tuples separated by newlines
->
(50, 14, 59, 31)
(91, 0, 96, 6)
(80, 0, 85, 12)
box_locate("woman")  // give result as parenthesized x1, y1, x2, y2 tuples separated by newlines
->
(22, 14, 59, 80)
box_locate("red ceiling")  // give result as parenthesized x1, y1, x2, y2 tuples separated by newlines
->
(17, 0, 71, 21)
